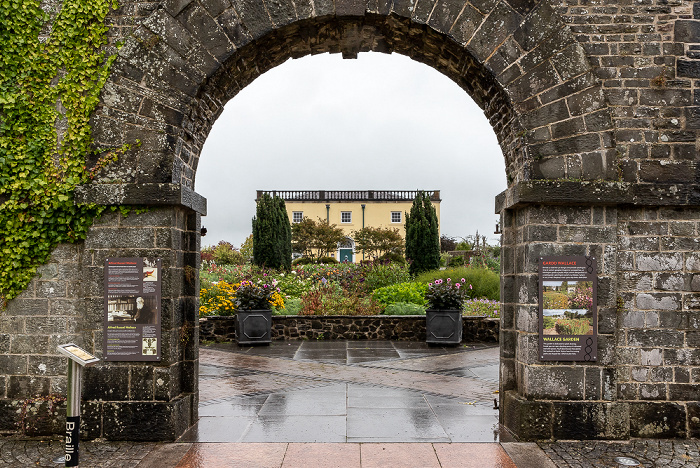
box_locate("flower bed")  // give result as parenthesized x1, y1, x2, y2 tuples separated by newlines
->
(199, 315, 499, 343)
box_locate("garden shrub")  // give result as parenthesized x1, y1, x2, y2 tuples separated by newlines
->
(382, 302, 426, 315)
(377, 252, 406, 264)
(362, 262, 412, 292)
(299, 285, 380, 316)
(275, 272, 312, 299)
(275, 297, 302, 315)
(372, 282, 428, 307)
(448, 256, 464, 267)
(415, 267, 499, 301)
(202, 241, 245, 265)
(543, 291, 569, 309)
(543, 316, 556, 329)
(470, 252, 500, 273)
(463, 299, 499, 317)
(319, 256, 338, 264)
(555, 318, 591, 335)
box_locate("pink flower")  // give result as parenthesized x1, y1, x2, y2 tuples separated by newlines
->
(469, 284, 473, 289)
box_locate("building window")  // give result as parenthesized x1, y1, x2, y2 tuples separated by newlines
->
(391, 211, 401, 223)
(292, 211, 303, 223)
(341, 211, 352, 223)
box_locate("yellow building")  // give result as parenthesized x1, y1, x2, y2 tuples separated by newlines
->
(256, 190, 441, 263)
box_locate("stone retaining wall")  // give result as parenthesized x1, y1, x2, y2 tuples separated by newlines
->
(199, 315, 499, 344)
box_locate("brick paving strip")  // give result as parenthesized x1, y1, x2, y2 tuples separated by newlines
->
(199, 347, 499, 403)
(167, 442, 520, 468)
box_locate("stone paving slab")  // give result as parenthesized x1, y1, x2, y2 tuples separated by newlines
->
(200, 347, 498, 403)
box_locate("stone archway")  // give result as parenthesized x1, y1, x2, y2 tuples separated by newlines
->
(78, 0, 615, 440)
(3, 0, 699, 442)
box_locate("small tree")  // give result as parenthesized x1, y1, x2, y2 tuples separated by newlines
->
(291, 217, 317, 258)
(291, 217, 345, 260)
(312, 219, 346, 258)
(252, 193, 291, 269)
(405, 191, 440, 275)
(240, 234, 254, 263)
(352, 226, 404, 260)
(440, 235, 456, 253)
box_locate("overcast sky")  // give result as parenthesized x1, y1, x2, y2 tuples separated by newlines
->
(196, 52, 507, 249)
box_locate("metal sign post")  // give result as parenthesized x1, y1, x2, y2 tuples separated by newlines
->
(57, 344, 99, 467)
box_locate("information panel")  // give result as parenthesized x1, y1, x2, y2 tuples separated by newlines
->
(103, 258, 161, 361)
(539, 256, 597, 361)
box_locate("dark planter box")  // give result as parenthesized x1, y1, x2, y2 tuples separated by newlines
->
(235, 310, 272, 345)
(425, 309, 462, 345)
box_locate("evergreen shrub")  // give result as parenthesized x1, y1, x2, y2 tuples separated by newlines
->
(372, 282, 428, 307)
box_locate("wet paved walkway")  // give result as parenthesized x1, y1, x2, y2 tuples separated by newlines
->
(185, 341, 502, 443)
(2, 340, 700, 467)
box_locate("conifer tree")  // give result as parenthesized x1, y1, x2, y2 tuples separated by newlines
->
(276, 196, 292, 270)
(405, 191, 440, 275)
(252, 193, 291, 269)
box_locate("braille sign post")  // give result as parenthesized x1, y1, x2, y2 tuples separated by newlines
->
(57, 344, 99, 467)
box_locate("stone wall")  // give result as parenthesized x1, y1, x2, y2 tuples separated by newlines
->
(0, 244, 83, 435)
(616, 207, 700, 438)
(199, 315, 500, 343)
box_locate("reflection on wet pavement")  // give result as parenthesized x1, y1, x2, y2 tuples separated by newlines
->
(182, 341, 504, 444)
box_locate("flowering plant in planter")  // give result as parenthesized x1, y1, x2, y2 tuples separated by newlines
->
(234, 280, 276, 310)
(425, 278, 468, 310)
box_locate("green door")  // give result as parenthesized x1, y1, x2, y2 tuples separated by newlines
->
(339, 249, 353, 263)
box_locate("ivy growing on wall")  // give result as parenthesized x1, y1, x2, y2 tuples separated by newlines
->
(0, 0, 126, 301)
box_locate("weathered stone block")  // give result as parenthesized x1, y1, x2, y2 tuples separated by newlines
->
(636, 252, 683, 271)
(103, 395, 193, 441)
(27, 356, 65, 377)
(628, 329, 684, 347)
(686, 402, 700, 440)
(7, 376, 50, 399)
(552, 401, 629, 439)
(629, 402, 687, 438)
(639, 383, 667, 400)
(663, 348, 700, 366)
(524, 366, 585, 400)
(674, 20, 700, 43)
(231, 0, 273, 39)
(503, 390, 552, 440)
(636, 293, 681, 311)
(428, 0, 466, 34)
(470, 3, 522, 60)
(83, 366, 130, 401)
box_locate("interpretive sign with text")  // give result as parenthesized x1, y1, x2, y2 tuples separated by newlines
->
(103, 258, 161, 361)
(539, 256, 597, 361)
